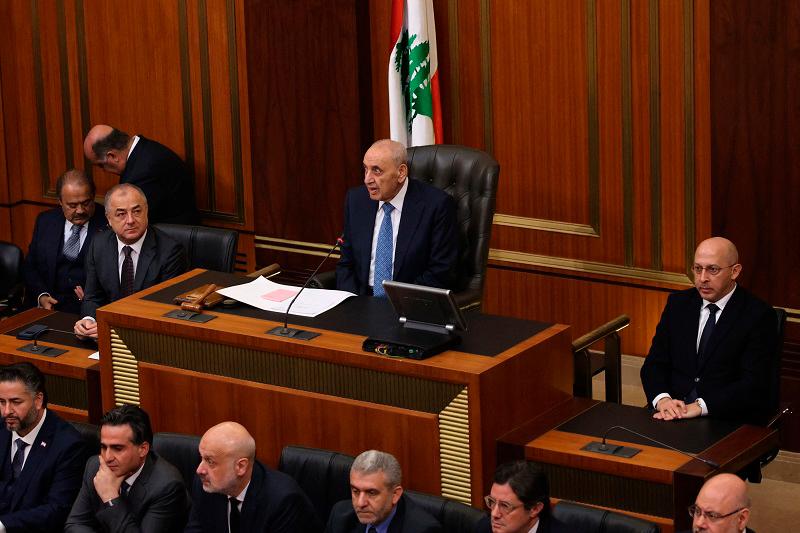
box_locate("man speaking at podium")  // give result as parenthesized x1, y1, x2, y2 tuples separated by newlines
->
(336, 139, 458, 297)
(641, 237, 777, 424)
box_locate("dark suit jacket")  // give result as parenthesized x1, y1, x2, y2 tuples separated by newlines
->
(184, 460, 321, 533)
(641, 286, 777, 424)
(64, 452, 189, 533)
(121, 136, 198, 225)
(336, 179, 458, 295)
(324, 495, 442, 533)
(80, 227, 187, 318)
(474, 513, 570, 533)
(0, 410, 85, 532)
(23, 207, 108, 314)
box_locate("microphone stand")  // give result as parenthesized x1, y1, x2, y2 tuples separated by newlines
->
(17, 326, 76, 357)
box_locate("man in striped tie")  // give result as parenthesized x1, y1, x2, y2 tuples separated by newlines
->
(23, 169, 107, 314)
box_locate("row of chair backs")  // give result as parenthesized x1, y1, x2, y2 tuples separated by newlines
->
(153, 223, 239, 273)
(152, 432, 201, 490)
(403, 489, 486, 532)
(406, 144, 499, 309)
(552, 501, 660, 533)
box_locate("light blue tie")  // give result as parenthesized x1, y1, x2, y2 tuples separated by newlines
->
(373, 203, 395, 297)
(63, 224, 82, 261)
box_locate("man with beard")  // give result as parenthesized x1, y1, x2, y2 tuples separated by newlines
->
(684, 474, 753, 533)
(0, 362, 85, 532)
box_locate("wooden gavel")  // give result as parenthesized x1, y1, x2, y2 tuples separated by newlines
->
(180, 284, 218, 313)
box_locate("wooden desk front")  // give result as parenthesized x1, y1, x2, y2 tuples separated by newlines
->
(0, 308, 101, 422)
(95, 270, 573, 507)
(499, 398, 779, 532)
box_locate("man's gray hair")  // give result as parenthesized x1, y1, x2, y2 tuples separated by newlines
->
(104, 183, 148, 215)
(371, 139, 407, 167)
(351, 450, 402, 487)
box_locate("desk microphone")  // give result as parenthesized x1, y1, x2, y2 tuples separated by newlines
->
(584, 425, 719, 469)
(268, 235, 344, 340)
(16, 325, 76, 357)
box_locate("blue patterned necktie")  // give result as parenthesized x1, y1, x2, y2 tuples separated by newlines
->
(63, 224, 82, 261)
(11, 438, 28, 480)
(373, 203, 395, 297)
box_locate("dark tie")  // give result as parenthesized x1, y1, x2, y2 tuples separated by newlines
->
(368, 527, 377, 533)
(229, 496, 240, 533)
(373, 203, 395, 297)
(63, 224, 82, 261)
(121, 245, 135, 297)
(11, 438, 28, 480)
(120, 481, 131, 497)
(697, 303, 719, 357)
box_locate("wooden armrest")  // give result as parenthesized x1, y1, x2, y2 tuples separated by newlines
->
(247, 263, 281, 279)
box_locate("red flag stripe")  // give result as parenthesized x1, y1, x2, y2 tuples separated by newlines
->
(431, 70, 443, 144)
(389, 0, 404, 53)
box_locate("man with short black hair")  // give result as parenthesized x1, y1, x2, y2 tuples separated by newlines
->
(83, 124, 198, 224)
(65, 405, 189, 532)
(476, 460, 568, 533)
(0, 362, 85, 532)
(325, 449, 441, 533)
(23, 169, 107, 314)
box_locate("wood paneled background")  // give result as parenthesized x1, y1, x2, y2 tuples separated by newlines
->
(0, 0, 797, 449)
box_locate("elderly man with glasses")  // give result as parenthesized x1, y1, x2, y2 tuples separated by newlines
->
(683, 473, 753, 533)
(641, 237, 777, 424)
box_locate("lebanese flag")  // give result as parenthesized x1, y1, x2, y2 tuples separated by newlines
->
(388, 0, 443, 147)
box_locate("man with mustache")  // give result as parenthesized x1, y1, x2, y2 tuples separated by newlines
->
(23, 169, 108, 314)
(0, 362, 85, 532)
(641, 237, 778, 424)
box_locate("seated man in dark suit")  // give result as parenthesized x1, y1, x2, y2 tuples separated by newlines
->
(65, 405, 189, 532)
(641, 237, 777, 424)
(684, 473, 753, 533)
(73, 183, 187, 339)
(23, 169, 107, 314)
(325, 449, 441, 533)
(336, 139, 458, 297)
(0, 362, 85, 533)
(185, 421, 321, 533)
(475, 460, 568, 533)
(83, 124, 198, 224)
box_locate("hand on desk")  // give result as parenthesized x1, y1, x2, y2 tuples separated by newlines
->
(653, 397, 702, 420)
(74, 318, 98, 339)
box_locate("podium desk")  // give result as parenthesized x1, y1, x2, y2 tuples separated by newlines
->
(95, 269, 572, 506)
(0, 308, 102, 422)
(498, 398, 779, 532)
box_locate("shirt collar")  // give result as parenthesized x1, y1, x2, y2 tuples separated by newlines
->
(117, 229, 148, 256)
(64, 219, 87, 233)
(702, 283, 737, 311)
(368, 503, 399, 533)
(234, 479, 251, 504)
(379, 177, 409, 214)
(124, 455, 147, 487)
(127, 135, 141, 160)
(13, 408, 47, 447)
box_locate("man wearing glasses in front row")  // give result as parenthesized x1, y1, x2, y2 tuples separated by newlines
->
(641, 237, 777, 424)
(684, 473, 753, 533)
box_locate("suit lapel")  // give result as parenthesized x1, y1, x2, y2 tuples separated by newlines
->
(394, 180, 424, 278)
(44, 213, 66, 287)
(134, 231, 157, 291)
(10, 412, 56, 507)
(356, 194, 378, 281)
(127, 453, 155, 509)
(680, 291, 703, 375)
(698, 288, 744, 370)
(239, 462, 264, 529)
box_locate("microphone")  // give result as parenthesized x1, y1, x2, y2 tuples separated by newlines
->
(16, 326, 76, 357)
(267, 236, 344, 340)
(583, 425, 719, 469)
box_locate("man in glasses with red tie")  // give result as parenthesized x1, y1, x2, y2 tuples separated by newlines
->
(641, 237, 777, 424)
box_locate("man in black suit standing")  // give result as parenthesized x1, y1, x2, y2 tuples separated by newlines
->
(0, 362, 85, 532)
(65, 404, 189, 532)
(73, 183, 187, 339)
(641, 237, 777, 424)
(325, 449, 441, 533)
(475, 460, 568, 533)
(185, 421, 321, 533)
(336, 139, 458, 297)
(83, 124, 197, 224)
(23, 169, 107, 314)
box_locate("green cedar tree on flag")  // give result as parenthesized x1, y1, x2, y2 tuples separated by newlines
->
(388, 0, 442, 147)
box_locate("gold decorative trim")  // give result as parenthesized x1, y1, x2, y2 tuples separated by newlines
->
(490, 248, 693, 285)
(649, 0, 662, 269)
(683, 0, 696, 269)
(493, 214, 599, 237)
(254, 236, 342, 258)
(110, 328, 140, 406)
(254, 243, 341, 260)
(621, 0, 634, 265)
(438, 387, 471, 504)
(255, 236, 338, 250)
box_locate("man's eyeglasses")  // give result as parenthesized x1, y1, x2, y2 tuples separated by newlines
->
(688, 503, 745, 522)
(484, 496, 522, 515)
(691, 264, 736, 276)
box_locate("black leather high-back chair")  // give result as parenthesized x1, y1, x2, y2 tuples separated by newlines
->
(0, 241, 24, 316)
(153, 224, 238, 273)
(552, 501, 660, 533)
(404, 490, 485, 533)
(406, 145, 500, 310)
(69, 421, 100, 466)
(152, 432, 201, 490)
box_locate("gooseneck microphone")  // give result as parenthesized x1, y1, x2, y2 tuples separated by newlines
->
(267, 236, 344, 340)
(588, 425, 719, 469)
(16, 326, 76, 357)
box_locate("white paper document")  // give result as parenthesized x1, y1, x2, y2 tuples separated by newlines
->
(216, 277, 355, 317)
